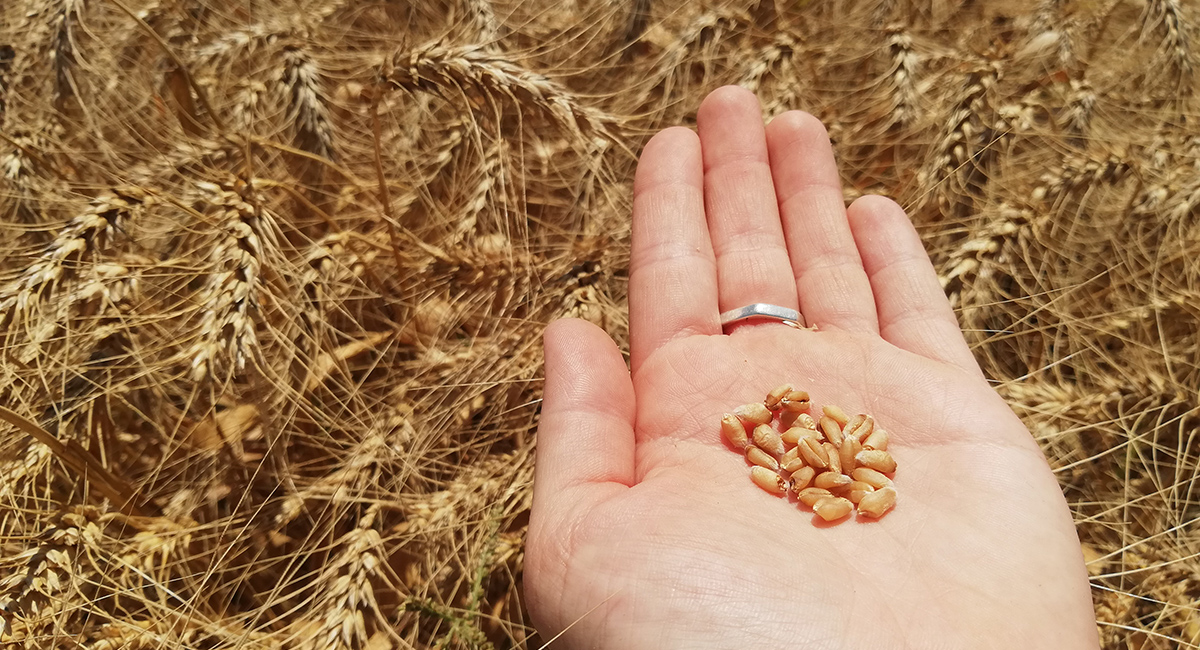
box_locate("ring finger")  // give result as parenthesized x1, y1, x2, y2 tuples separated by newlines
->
(697, 86, 798, 318)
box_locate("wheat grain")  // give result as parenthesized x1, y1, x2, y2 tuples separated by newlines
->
(812, 496, 853, 521)
(814, 471, 851, 490)
(797, 436, 830, 470)
(780, 390, 810, 413)
(846, 481, 874, 505)
(857, 486, 897, 518)
(788, 466, 815, 492)
(823, 442, 842, 474)
(765, 383, 792, 410)
(734, 402, 772, 425)
(797, 487, 833, 508)
(839, 437, 862, 474)
(822, 404, 849, 427)
(851, 467, 893, 489)
(855, 449, 897, 474)
(781, 456, 805, 475)
(750, 466, 787, 496)
(721, 413, 749, 450)
(862, 428, 889, 451)
(745, 445, 780, 471)
(781, 425, 817, 446)
(843, 414, 873, 443)
(752, 423, 785, 458)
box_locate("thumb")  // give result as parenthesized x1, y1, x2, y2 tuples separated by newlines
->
(532, 318, 636, 516)
(526, 318, 636, 640)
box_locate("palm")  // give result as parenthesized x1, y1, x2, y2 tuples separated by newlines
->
(526, 88, 1098, 649)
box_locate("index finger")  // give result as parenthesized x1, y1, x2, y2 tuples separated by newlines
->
(629, 127, 720, 374)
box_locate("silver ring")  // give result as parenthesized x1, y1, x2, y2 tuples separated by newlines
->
(719, 303, 805, 329)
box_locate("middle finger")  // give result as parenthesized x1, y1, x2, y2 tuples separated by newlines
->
(697, 86, 798, 316)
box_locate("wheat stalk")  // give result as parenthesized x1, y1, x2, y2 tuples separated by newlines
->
(189, 179, 279, 382)
(880, 25, 921, 129)
(50, 0, 83, 106)
(281, 46, 336, 162)
(0, 44, 13, 122)
(297, 505, 386, 650)
(0, 507, 104, 639)
(1140, 0, 1193, 82)
(0, 188, 144, 322)
(917, 62, 1000, 217)
(464, 0, 502, 47)
(1061, 78, 1096, 140)
(1030, 152, 1131, 204)
(382, 41, 621, 146)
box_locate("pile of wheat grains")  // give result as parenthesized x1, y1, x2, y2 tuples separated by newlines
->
(1, 0, 1199, 647)
(722, 385, 898, 522)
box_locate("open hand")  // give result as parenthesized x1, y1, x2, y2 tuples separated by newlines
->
(525, 86, 1098, 649)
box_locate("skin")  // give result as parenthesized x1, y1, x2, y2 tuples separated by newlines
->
(525, 86, 1100, 650)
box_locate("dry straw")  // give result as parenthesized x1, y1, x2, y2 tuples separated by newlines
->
(1, 0, 1199, 647)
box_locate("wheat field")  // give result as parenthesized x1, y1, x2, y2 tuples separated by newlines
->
(0, 0, 1198, 647)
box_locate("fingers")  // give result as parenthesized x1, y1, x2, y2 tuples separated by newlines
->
(533, 319, 636, 520)
(765, 111, 879, 333)
(846, 195, 984, 377)
(697, 86, 798, 314)
(630, 126, 720, 373)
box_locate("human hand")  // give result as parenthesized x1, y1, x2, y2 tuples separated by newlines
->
(525, 86, 1099, 649)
